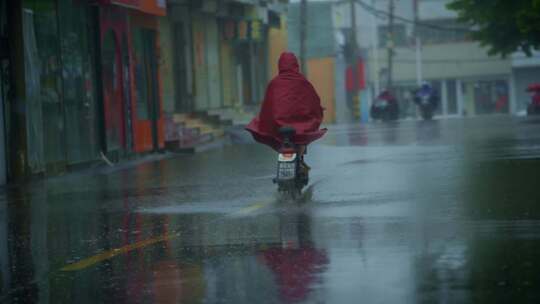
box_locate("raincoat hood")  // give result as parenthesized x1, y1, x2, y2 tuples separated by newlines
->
(278, 52, 300, 74)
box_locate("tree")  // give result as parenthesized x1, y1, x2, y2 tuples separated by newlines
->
(447, 0, 540, 57)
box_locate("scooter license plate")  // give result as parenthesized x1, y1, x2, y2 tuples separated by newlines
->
(278, 161, 296, 180)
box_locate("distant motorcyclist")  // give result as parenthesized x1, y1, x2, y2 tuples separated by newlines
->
(414, 82, 439, 120)
(414, 82, 438, 107)
(370, 89, 399, 121)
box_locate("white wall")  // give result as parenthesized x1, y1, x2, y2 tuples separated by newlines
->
(369, 42, 512, 83)
(419, 0, 457, 21)
(511, 50, 540, 68)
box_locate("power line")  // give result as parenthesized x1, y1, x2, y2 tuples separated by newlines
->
(353, 0, 474, 33)
(289, 1, 475, 33)
(370, 57, 508, 64)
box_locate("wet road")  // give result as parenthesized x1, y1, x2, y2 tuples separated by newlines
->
(2, 116, 540, 303)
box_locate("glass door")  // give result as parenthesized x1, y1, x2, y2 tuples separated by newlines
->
(58, 0, 100, 164)
(133, 28, 160, 151)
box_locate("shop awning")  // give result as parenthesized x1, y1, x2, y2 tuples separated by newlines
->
(96, 0, 166, 16)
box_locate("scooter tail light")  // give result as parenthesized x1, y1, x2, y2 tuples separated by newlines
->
(279, 147, 296, 154)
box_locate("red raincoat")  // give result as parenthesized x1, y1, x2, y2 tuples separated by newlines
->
(261, 247, 328, 302)
(246, 52, 327, 151)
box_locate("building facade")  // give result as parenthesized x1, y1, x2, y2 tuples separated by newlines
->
(3, 0, 105, 180)
(0, 0, 289, 183)
(162, 0, 289, 147)
(332, 0, 540, 120)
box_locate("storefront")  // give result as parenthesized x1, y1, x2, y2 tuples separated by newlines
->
(191, 13, 210, 111)
(220, 19, 238, 108)
(0, 0, 8, 184)
(130, 11, 165, 152)
(462, 78, 509, 116)
(231, 18, 268, 108)
(169, 5, 194, 113)
(20, 0, 100, 175)
(98, 0, 166, 154)
(99, 6, 132, 155)
(165, 1, 271, 116)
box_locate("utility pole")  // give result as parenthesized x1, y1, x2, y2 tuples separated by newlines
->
(413, 0, 423, 86)
(350, 0, 360, 120)
(299, 0, 307, 74)
(387, 0, 395, 89)
(371, 0, 380, 96)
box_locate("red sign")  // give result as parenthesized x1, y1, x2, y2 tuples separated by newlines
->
(95, 0, 166, 16)
(345, 58, 366, 92)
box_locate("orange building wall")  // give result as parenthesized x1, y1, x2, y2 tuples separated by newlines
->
(139, 0, 166, 16)
(268, 15, 288, 79)
(307, 57, 336, 124)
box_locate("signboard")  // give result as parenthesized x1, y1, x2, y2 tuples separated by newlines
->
(221, 19, 264, 42)
(250, 20, 262, 41)
(237, 20, 249, 41)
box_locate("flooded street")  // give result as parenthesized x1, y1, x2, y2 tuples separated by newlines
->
(2, 116, 540, 303)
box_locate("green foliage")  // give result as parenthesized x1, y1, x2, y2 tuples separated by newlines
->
(447, 0, 540, 57)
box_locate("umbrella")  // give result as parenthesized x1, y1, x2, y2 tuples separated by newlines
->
(527, 83, 540, 92)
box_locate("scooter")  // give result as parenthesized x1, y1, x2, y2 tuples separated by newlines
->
(415, 94, 438, 120)
(273, 127, 308, 199)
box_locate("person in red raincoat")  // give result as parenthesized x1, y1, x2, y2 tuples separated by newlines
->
(246, 52, 327, 157)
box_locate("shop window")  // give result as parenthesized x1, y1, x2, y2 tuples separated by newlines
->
(133, 29, 150, 120)
(473, 80, 509, 115)
(102, 31, 118, 94)
(378, 24, 407, 48)
(24, 0, 65, 168)
(102, 30, 123, 151)
(58, 0, 99, 164)
(431, 81, 443, 116)
(417, 19, 471, 45)
(447, 80, 458, 115)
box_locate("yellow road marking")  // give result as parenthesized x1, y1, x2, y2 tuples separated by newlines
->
(61, 233, 178, 272)
(231, 202, 269, 216)
(61, 201, 270, 272)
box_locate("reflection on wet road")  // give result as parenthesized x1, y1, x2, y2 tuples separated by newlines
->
(2, 116, 540, 303)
